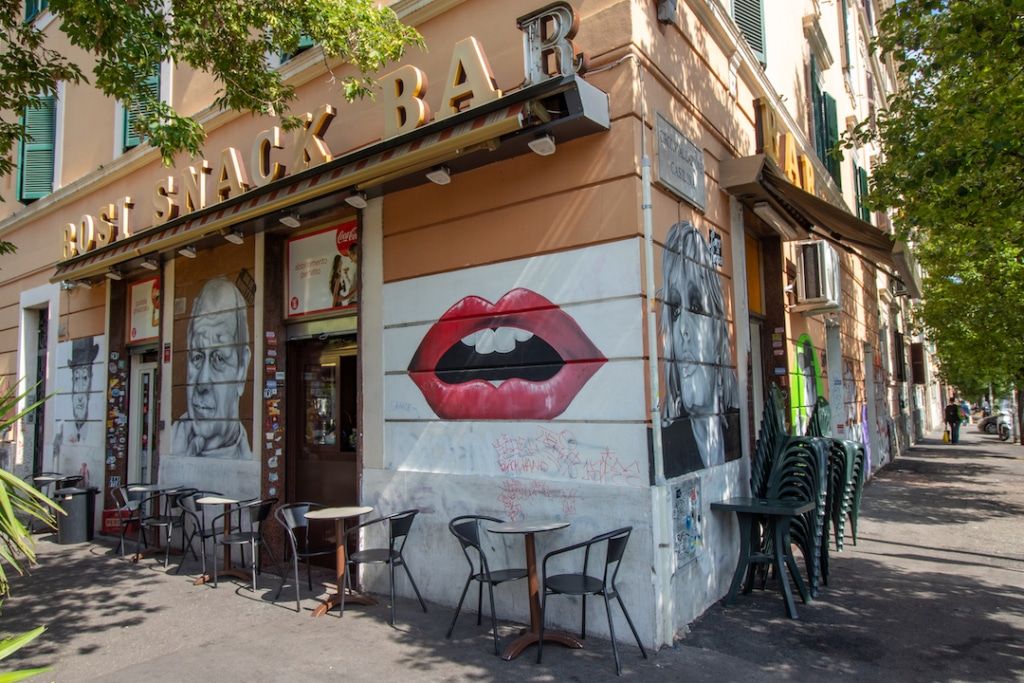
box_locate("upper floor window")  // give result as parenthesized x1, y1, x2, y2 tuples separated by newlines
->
(280, 35, 315, 64)
(24, 0, 48, 22)
(17, 93, 56, 203)
(854, 162, 871, 222)
(732, 0, 766, 66)
(810, 56, 842, 189)
(122, 69, 161, 152)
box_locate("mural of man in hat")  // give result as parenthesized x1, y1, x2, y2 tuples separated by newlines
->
(172, 277, 253, 459)
(53, 336, 102, 472)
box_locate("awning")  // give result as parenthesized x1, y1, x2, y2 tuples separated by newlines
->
(53, 74, 610, 282)
(720, 154, 922, 298)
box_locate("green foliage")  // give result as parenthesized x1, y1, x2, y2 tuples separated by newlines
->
(0, 626, 49, 682)
(0, 380, 59, 597)
(846, 0, 1024, 393)
(1, 0, 421, 188)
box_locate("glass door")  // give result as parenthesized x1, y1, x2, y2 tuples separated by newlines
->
(128, 357, 158, 484)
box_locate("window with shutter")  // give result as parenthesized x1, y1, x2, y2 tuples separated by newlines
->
(16, 94, 56, 202)
(857, 166, 871, 222)
(24, 0, 48, 22)
(823, 92, 842, 188)
(840, 0, 852, 70)
(810, 56, 828, 163)
(123, 70, 161, 151)
(732, 0, 766, 66)
(281, 35, 315, 63)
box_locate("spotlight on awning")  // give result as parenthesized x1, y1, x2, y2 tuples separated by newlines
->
(105, 268, 124, 281)
(140, 258, 159, 271)
(224, 230, 245, 245)
(345, 192, 368, 209)
(426, 166, 452, 185)
(528, 133, 556, 157)
(279, 211, 301, 228)
(178, 245, 197, 259)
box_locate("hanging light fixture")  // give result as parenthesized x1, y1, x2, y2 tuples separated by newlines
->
(279, 211, 301, 228)
(345, 192, 368, 209)
(140, 257, 159, 271)
(178, 245, 197, 258)
(224, 229, 245, 245)
(426, 166, 452, 185)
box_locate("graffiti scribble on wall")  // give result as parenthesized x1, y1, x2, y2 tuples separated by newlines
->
(53, 336, 105, 484)
(408, 288, 606, 420)
(492, 427, 641, 484)
(172, 277, 253, 458)
(498, 478, 578, 521)
(659, 222, 740, 473)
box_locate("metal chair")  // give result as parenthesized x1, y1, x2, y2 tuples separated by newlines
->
(180, 490, 224, 578)
(446, 515, 528, 654)
(274, 502, 335, 612)
(537, 527, 647, 676)
(346, 509, 427, 625)
(212, 498, 279, 591)
(136, 488, 198, 570)
(112, 486, 145, 558)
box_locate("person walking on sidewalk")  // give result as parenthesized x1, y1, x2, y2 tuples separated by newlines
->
(945, 397, 962, 444)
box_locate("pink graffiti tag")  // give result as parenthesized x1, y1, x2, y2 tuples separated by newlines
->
(498, 479, 577, 522)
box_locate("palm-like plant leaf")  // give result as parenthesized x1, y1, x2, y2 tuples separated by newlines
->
(0, 626, 50, 682)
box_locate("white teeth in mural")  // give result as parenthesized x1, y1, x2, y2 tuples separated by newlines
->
(459, 327, 533, 354)
(487, 379, 505, 388)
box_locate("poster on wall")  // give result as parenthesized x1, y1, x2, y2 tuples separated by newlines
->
(171, 243, 255, 459)
(286, 220, 359, 318)
(658, 222, 741, 475)
(52, 335, 106, 484)
(127, 276, 160, 344)
(672, 478, 702, 565)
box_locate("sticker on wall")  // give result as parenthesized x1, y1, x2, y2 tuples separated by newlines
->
(708, 229, 723, 269)
(672, 478, 702, 564)
(658, 222, 741, 474)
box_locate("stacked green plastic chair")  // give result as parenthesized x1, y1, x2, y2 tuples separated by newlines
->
(847, 442, 867, 545)
(750, 384, 788, 498)
(805, 397, 863, 553)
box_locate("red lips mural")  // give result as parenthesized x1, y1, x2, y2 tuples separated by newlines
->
(408, 288, 606, 420)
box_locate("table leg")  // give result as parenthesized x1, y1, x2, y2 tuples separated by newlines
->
(312, 518, 376, 617)
(500, 532, 583, 661)
(772, 519, 799, 619)
(724, 513, 753, 606)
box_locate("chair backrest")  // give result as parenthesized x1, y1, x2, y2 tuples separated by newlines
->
(180, 490, 223, 534)
(166, 488, 198, 514)
(597, 527, 632, 588)
(750, 384, 788, 498)
(387, 509, 419, 553)
(806, 396, 832, 438)
(275, 502, 321, 551)
(242, 498, 278, 532)
(112, 486, 136, 512)
(449, 514, 503, 574)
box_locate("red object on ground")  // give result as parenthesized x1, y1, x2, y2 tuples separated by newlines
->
(100, 508, 138, 536)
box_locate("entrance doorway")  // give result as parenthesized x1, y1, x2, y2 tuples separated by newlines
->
(128, 353, 158, 484)
(287, 336, 359, 508)
(30, 312, 48, 478)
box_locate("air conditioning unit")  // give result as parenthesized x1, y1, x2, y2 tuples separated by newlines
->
(794, 240, 841, 313)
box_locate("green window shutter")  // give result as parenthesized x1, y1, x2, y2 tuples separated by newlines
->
(840, 0, 852, 69)
(857, 166, 871, 222)
(123, 70, 160, 151)
(733, 0, 766, 66)
(17, 94, 56, 202)
(810, 56, 828, 163)
(24, 0, 42, 22)
(281, 34, 315, 63)
(823, 91, 842, 188)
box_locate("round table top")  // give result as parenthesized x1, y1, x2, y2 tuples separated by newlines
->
(128, 483, 182, 493)
(305, 506, 374, 521)
(488, 520, 570, 535)
(195, 495, 239, 506)
(33, 475, 62, 484)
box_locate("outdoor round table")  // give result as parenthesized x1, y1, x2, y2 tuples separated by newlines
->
(193, 495, 248, 586)
(305, 506, 375, 618)
(487, 519, 581, 660)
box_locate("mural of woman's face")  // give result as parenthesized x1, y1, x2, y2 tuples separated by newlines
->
(669, 254, 718, 415)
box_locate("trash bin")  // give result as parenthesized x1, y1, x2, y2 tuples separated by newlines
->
(53, 487, 99, 544)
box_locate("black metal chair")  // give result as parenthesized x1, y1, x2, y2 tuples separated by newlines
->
(346, 509, 427, 625)
(111, 486, 145, 559)
(180, 490, 224, 578)
(212, 497, 279, 591)
(446, 515, 528, 654)
(537, 527, 647, 676)
(274, 502, 336, 612)
(136, 487, 198, 570)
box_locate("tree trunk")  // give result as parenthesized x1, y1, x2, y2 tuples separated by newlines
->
(1015, 382, 1023, 446)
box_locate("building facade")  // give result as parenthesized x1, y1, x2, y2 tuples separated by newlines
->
(1, 0, 937, 646)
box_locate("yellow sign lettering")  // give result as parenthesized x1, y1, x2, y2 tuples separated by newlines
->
(381, 65, 431, 139)
(437, 37, 501, 120)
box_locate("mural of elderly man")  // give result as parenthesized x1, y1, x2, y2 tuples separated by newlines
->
(172, 277, 252, 459)
(659, 221, 740, 472)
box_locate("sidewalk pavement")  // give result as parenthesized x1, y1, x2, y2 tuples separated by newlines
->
(3, 428, 1023, 682)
